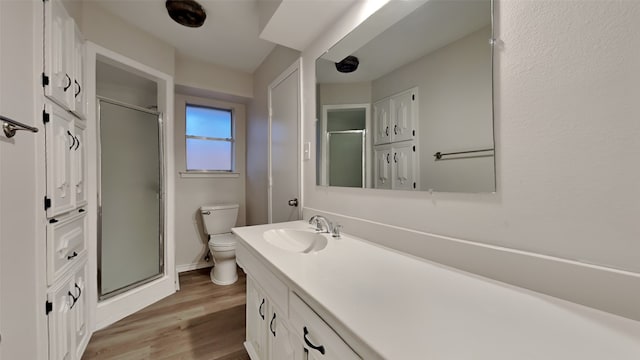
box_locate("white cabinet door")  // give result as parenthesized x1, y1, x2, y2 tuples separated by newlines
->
(390, 88, 417, 143)
(46, 104, 75, 218)
(72, 120, 86, 207)
(267, 306, 299, 360)
(392, 142, 417, 191)
(72, 260, 89, 359)
(71, 25, 86, 119)
(44, 0, 74, 110)
(373, 146, 392, 189)
(47, 275, 74, 360)
(373, 98, 391, 145)
(246, 277, 268, 360)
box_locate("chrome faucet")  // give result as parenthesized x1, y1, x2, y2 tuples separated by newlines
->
(308, 215, 342, 238)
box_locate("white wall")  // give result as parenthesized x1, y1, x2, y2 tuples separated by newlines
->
(174, 93, 247, 269)
(246, 45, 300, 225)
(80, 2, 176, 76)
(318, 82, 372, 106)
(0, 1, 47, 359)
(96, 61, 158, 108)
(175, 54, 253, 99)
(302, 0, 640, 321)
(371, 26, 494, 192)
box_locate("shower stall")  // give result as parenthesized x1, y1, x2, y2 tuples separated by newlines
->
(97, 97, 164, 300)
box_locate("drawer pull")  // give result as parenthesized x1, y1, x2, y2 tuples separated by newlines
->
(68, 291, 77, 309)
(67, 251, 78, 260)
(259, 298, 265, 320)
(270, 312, 276, 337)
(303, 327, 326, 355)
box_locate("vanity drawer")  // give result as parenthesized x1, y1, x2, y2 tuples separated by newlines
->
(236, 242, 288, 312)
(47, 211, 86, 285)
(289, 292, 360, 359)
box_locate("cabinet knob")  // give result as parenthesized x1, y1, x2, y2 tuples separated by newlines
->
(75, 80, 81, 98)
(63, 74, 72, 92)
(259, 298, 265, 320)
(270, 312, 276, 337)
(303, 326, 326, 355)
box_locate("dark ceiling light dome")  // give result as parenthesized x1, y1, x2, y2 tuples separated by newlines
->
(166, 0, 207, 28)
(335, 56, 359, 73)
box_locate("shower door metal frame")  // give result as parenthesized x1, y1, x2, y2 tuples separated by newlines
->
(97, 96, 165, 300)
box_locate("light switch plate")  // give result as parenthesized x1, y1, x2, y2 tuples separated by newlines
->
(303, 141, 311, 160)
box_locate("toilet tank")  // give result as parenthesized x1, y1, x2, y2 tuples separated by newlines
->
(200, 203, 239, 235)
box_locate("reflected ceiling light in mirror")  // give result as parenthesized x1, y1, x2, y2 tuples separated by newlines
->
(335, 56, 360, 73)
(166, 0, 207, 28)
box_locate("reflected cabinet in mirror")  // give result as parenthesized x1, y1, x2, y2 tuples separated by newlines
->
(315, 0, 495, 193)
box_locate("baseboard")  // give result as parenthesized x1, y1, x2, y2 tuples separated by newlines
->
(176, 262, 212, 273)
(303, 207, 640, 322)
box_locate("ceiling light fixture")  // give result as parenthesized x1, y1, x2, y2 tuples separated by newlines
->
(335, 56, 359, 73)
(166, 0, 207, 28)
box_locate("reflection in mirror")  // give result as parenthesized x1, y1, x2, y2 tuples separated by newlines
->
(315, 0, 495, 193)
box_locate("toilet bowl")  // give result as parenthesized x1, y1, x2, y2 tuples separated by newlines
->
(207, 234, 237, 285)
(200, 203, 239, 285)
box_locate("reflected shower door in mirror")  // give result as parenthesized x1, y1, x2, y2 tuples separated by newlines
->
(316, 0, 495, 193)
(319, 104, 370, 188)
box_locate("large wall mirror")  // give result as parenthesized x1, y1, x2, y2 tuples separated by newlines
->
(315, 0, 495, 193)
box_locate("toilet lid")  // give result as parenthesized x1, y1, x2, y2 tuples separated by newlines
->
(209, 233, 236, 248)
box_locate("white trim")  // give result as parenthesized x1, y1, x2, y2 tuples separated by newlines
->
(86, 41, 176, 331)
(176, 262, 213, 273)
(179, 172, 240, 178)
(267, 58, 303, 223)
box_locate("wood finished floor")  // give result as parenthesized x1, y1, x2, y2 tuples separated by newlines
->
(82, 268, 250, 360)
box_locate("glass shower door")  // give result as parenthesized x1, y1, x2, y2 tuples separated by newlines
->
(98, 98, 163, 299)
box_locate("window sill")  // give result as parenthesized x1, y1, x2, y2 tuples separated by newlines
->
(179, 172, 240, 179)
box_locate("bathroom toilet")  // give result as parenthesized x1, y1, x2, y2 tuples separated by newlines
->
(200, 203, 239, 285)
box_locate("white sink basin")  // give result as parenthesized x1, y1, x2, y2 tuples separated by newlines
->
(263, 229, 328, 253)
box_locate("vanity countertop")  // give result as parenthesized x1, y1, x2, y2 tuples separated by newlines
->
(232, 220, 640, 359)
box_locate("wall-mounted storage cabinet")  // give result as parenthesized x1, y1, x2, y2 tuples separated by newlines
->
(374, 142, 417, 190)
(43, 1, 91, 359)
(44, 0, 86, 118)
(45, 104, 87, 219)
(373, 87, 419, 190)
(373, 88, 417, 145)
(46, 256, 89, 360)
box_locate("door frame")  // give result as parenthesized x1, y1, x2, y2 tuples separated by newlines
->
(86, 42, 176, 330)
(267, 58, 303, 223)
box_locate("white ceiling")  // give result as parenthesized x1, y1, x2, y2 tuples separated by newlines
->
(90, 0, 357, 74)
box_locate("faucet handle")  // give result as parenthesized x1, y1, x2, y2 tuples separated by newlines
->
(332, 224, 342, 238)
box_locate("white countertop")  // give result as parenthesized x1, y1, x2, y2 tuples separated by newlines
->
(233, 221, 640, 359)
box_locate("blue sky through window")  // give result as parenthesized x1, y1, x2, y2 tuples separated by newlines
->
(186, 105, 231, 138)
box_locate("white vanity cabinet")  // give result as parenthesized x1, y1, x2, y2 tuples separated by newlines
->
(246, 276, 269, 359)
(289, 294, 359, 360)
(44, 0, 85, 117)
(46, 255, 89, 360)
(373, 87, 418, 145)
(45, 104, 87, 218)
(237, 242, 360, 360)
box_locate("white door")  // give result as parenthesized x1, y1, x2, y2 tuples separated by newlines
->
(268, 60, 301, 224)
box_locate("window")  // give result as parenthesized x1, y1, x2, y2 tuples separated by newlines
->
(185, 105, 234, 171)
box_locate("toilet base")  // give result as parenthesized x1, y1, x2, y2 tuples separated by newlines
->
(210, 262, 238, 285)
